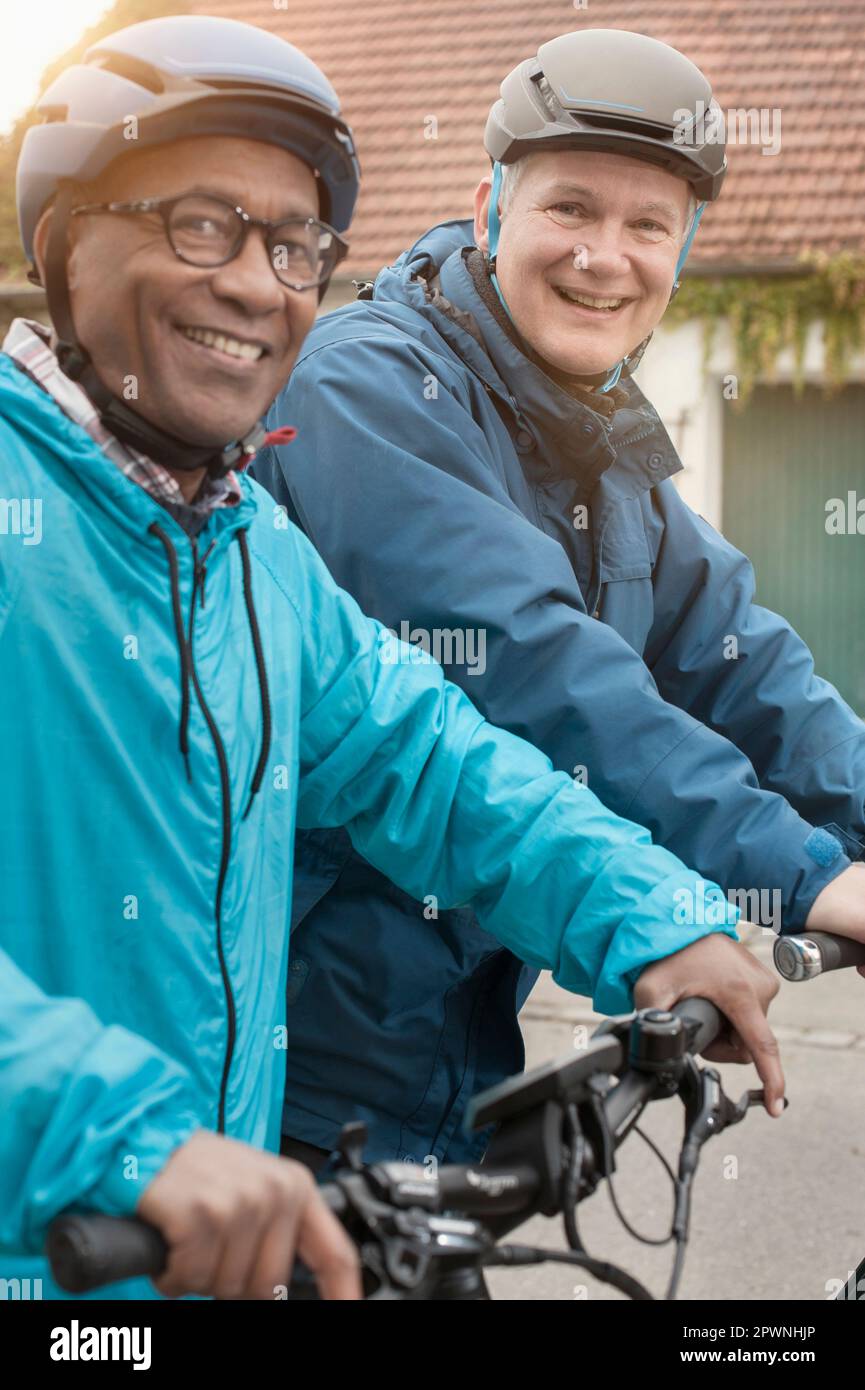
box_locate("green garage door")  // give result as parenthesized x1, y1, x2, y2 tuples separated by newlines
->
(722, 383, 865, 715)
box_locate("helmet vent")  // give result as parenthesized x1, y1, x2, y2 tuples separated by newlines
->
(534, 73, 565, 121)
(197, 78, 285, 92)
(201, 78, 321, 110)
(91, 52, 165, 95)
(577, 112, 672, 143)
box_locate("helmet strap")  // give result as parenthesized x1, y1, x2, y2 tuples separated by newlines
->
(597, 359, 625, 393)
(674, 200, 706, 287)
(487, 161, 504, 260)
(42, 186, 264, 479)
(486, 161, 518, 325)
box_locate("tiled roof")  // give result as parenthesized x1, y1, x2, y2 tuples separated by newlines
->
(188, 0, 865, 274)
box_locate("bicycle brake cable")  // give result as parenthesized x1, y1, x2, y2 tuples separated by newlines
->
(480, 1098, 655, 1300)
(485, 1243, 655, 1301)
(562, 1101, 587, 1254)
(589, 1088, 677, 1248)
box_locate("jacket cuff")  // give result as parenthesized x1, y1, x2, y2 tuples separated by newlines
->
(785, 837, 851, 931)
(558, 870, 741, 1016)
(86, 1112, 203, 1217)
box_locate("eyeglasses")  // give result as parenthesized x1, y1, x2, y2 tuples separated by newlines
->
(70, 191, 349, 291)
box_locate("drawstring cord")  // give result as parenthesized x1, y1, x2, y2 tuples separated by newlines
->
(149, 523, 272, 816)
(237, 528, 272, 820)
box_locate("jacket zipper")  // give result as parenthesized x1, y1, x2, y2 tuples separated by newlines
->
(188, 536, 236, 1134)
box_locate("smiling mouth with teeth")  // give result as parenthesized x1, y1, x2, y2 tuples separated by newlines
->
(554, 288, 628, 312)
(179, 325, 266, 362)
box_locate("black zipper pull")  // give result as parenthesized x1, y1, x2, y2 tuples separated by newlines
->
(190, 539, 217, 612)
(199, 540, 217, 610)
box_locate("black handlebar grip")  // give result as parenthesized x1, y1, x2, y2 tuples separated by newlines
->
(774, 930, 865, 981)
(47, 1214, 168, 1294)
(815, 932, 865, 971)
(46, 1181, 350, 1297)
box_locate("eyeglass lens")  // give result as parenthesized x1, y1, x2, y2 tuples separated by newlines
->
(167, 195, 336, 287)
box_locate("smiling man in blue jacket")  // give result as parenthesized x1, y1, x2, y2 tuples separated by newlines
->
(254, 29, 865, 1172)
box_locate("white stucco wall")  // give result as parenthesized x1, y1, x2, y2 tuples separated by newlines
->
(636, 317, 865, 530)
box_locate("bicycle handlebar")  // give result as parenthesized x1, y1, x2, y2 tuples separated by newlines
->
(46, 998, 722, 1296)
(45, 930, 864, 1298)
(773, 930, 865, 981)
(47, 1213, 168, 1295)
(45, 1181, 353, 1296)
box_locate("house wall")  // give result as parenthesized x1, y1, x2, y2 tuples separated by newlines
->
(637, 317, 865, 530)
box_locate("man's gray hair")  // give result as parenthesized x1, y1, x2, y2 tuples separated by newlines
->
(497, 156, 698, 240)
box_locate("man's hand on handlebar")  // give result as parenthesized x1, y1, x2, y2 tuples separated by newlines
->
(805, 863, 865, 978)
(136, 1131, 361, 1301)
(634, 931, 785, 1117)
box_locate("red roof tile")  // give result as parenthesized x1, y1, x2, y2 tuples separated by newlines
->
(187, 0, 865, 273)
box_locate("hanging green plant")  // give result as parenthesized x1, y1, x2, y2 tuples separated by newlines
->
(665, 250, 865, 404)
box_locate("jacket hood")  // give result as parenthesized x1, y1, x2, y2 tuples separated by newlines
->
(376, 218, 475, 307)
(367, 219, 510, 399)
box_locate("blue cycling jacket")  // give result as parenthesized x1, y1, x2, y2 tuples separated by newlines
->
(253, 219, 862, 1165)
(0, 348, 736, 1297)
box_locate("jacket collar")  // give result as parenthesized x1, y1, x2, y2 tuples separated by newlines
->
(0, 352, 258, 549)
(3, 318, 245, 521)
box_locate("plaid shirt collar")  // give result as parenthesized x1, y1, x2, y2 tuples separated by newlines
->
(1, 318, 244, 514)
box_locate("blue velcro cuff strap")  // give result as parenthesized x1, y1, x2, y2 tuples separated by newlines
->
(803, 827, 844, 868)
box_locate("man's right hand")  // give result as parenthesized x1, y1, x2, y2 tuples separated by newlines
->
(633, 930, 785, 1117)
(137, 1130, 361, 1300)
(805, 863, 865, 977)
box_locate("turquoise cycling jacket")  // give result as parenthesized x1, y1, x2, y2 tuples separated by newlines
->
(0, 352, 736, 1297)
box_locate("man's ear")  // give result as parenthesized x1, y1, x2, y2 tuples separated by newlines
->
(473, 176, 493, 252)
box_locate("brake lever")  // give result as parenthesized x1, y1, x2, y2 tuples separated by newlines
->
(680, 1065, 784, 1175)
(722, 1086, 783, 1125)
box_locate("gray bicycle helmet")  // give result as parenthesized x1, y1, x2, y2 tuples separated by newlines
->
(18, 13, 360, 259)
(485, 28, 726, 202)
(16, 14, 360, 476)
